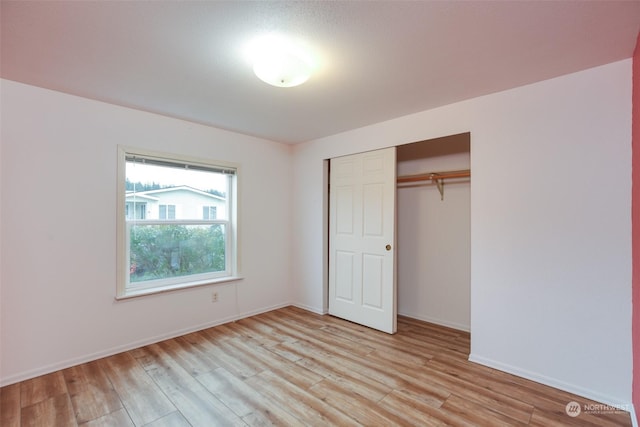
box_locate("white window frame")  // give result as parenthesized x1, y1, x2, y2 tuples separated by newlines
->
(116, 146, 241, 299)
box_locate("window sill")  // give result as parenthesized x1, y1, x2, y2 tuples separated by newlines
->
(115, 276, 244, 301)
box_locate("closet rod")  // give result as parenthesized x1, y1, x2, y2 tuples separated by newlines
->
(397, 169, 470, 184)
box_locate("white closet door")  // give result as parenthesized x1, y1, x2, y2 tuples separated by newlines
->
(329, 147, 397, 334)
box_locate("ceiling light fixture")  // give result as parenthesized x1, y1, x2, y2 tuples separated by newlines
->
(247, 34, 316, 88)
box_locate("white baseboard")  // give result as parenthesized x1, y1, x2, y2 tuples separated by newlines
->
(237, 302, 292, 319)
(469, 353, 633, 417)
(398, 310, 470, 332)
(0, 302, 292, 387)
(291, 302, 327, 315)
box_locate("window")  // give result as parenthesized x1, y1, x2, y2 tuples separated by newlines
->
(159, 204, 176, 220)
(203, 206, 217, 220)
(117, 147, 239, 298)
(126, 202, 146, 220)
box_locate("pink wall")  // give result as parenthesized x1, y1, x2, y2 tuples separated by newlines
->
(633, 31, 640, 424)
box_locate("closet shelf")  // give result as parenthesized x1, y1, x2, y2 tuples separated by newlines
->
(397, 169, 470, 200)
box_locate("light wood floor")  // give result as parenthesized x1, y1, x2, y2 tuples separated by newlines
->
(0, 306, 632, 426)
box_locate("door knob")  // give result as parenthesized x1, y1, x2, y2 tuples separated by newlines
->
(385, 244, 392, 251)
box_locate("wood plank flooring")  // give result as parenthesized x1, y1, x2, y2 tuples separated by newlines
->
(0, 306, 632, 426)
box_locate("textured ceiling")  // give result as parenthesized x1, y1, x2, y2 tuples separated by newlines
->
(2, 1, 639, 144)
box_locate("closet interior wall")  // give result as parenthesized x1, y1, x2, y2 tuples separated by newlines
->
(397, 133, 471, 331)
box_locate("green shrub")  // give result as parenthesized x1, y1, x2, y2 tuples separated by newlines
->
(129, 224, 225, 282)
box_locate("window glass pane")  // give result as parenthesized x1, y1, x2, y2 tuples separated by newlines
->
(129, 223, 226, 283)
(125, 161, 229, 220)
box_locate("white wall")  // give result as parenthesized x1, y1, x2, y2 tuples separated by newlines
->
(291, 60, 632, 406)
(0, 80, 292, 385)
(397, 137, 470, 331)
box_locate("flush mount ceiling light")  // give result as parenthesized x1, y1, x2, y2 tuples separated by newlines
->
(247, 34, 316, 88)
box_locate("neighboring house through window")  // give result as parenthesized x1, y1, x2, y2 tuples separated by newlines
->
(117, 147, 239, 299)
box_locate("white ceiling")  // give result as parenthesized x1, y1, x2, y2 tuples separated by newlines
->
(2, 1, 639, 144)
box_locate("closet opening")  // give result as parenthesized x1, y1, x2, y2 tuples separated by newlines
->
(323, 133, 471, 341)
(397, 132, 471, 338)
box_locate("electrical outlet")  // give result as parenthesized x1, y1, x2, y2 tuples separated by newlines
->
(212, 292, 219, 303)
